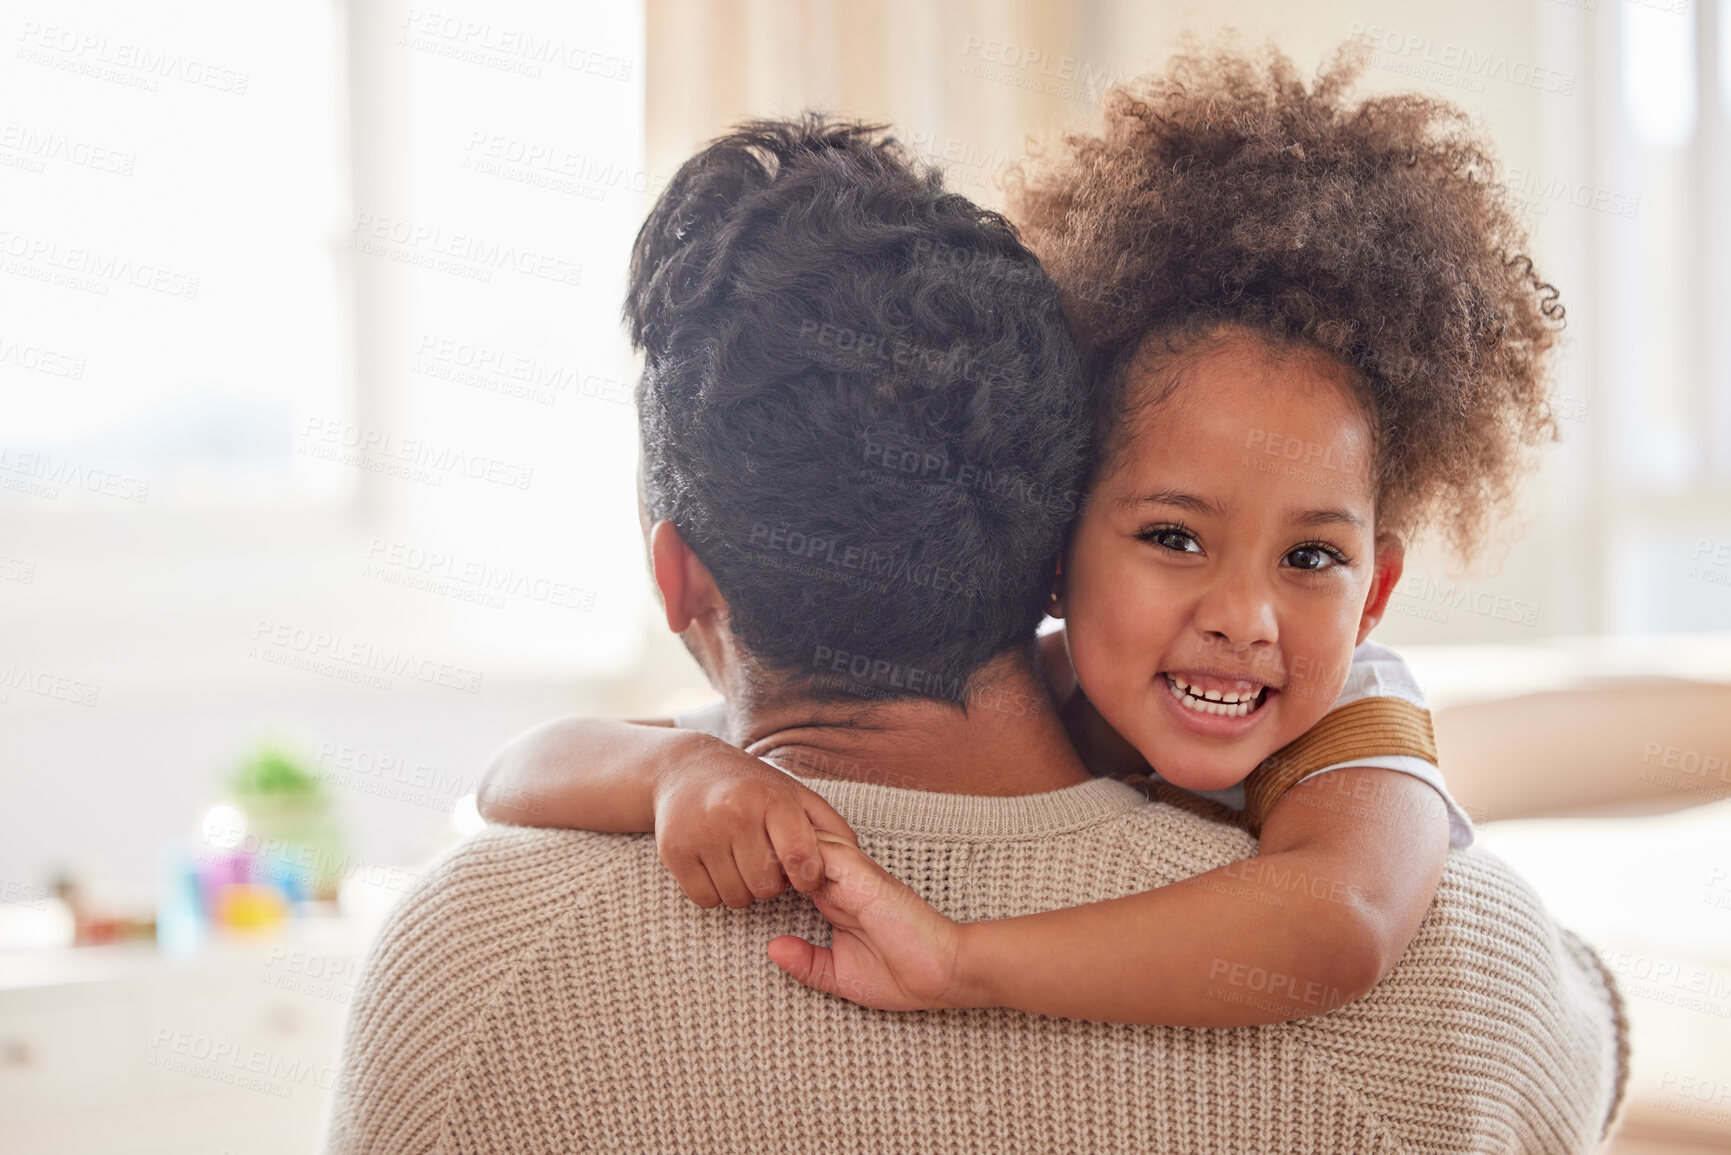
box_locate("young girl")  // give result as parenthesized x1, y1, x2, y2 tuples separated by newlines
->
(480, 45, 1560, 1027)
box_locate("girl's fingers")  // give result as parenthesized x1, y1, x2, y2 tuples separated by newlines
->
(799, 791, 859, 846)
(675, 871, 724, 910)
(811, 834, 874, 883)
(732, 832, 789, 900)
(809, 842, 913, 923)
(662, 852, 724, 909)
(700, 848, 759, 909)
(765, 802, 824, 893)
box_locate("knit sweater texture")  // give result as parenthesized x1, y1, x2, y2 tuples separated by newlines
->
(326, 774, 1627, 1155)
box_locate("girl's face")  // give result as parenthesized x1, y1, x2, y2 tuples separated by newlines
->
(1056, 331, 1403, 792)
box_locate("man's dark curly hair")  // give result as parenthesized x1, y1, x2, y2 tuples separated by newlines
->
(1008, 43, 1563, 559)
(628, 115, 1089, 704)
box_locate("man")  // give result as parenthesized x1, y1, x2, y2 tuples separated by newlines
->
(326, 116, 1624, 1154)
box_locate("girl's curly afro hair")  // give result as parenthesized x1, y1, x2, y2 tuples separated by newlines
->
(1008, 41, 1565, 560)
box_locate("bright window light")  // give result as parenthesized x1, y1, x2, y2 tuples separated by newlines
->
(1622, 0, 1698, 148)
(0, 0, 351, 508)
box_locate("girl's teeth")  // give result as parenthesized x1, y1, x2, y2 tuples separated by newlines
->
(1164, 674, 1261, 718)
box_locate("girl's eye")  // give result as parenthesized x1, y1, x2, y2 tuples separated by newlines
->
(1140, 527, 1202, 555)
(1284, 543, 1348, 572)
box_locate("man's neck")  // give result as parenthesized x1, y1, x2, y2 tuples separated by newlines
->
(730, 655, 1093, 797)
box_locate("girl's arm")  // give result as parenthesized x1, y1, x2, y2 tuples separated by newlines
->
(477, 715, 857, 906)
(769, 765, 1450, 1026)
(478, 715, 679, 831)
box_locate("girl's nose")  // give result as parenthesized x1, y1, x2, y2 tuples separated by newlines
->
(1193, 571, 1279, 652)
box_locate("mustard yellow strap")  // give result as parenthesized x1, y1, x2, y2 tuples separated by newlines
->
(1242, 697, 1439, 834)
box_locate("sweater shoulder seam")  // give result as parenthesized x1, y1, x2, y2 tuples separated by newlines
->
(426, 840, 627, 1154)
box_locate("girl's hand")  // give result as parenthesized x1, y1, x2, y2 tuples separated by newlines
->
(651, 740, 858, 909)
(766, 833, 972, 1012)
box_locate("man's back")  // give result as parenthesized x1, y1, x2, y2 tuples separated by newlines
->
(327, 775, 1625, 1154)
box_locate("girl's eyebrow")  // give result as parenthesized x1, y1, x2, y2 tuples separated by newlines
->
(1119, 489, 1223, 516)
(1126, 489, 1366, 531)
(1294, 507, 1366, 530)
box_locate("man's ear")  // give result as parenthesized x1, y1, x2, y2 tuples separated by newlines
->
(1356, 533, 1405, 645)
(649, 520, 725, 633)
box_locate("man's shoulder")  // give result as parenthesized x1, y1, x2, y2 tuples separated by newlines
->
(327, 826, 661, 1153)
(352, 826, 655, 1017)
(1427, 841, 1599, 962)
(388, 825, 654, 944)
(1424, 842, 1625, 1077)
(1333, 839, 1618, 1028)
(1290, 841, 1625, 1151)
(429, 823, 652, 889)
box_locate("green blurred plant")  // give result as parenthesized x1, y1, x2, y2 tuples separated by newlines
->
(229, 745, 323, 797)
(224, 743, 347, 901)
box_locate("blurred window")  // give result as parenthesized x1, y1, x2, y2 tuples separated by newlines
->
(0, 2, 352, 508)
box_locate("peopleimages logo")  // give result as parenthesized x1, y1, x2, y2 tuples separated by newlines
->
(0, 663, 101, 707)
(347, 213, 583, 288)
(0, 333, 86, 379)
(0, 123, 136, 176)
(412, 334, 631, 406)
(0, 446, 148, 503)
(362, 537, 595, 611)
(299, 418, 533, 491)
(748, 522, 978, 598)
(148, 1028, 338, 1100)
(797, 319, 993, 386)
(956, 35, 1131, 105)
(1349, 22, 1577, 96)
(1389, 575, 1540, 627)
(860, 435, 1079, 518)
(398, 9, 633, 82)
(248, 619, 484, 694)
(15, 22, 251, 95)
(0, 226, 200, 299)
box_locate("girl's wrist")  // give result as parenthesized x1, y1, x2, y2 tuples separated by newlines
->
(647, 729, 724, 817)
(948, 920, 1004, 1011)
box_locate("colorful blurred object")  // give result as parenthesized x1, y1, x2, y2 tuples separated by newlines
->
(211, 882, 292, 932)
(155, 743, 349, 951)
(51, 873, 156, 948)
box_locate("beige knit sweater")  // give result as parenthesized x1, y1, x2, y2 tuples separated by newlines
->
(326, 774, 1627, 1155)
